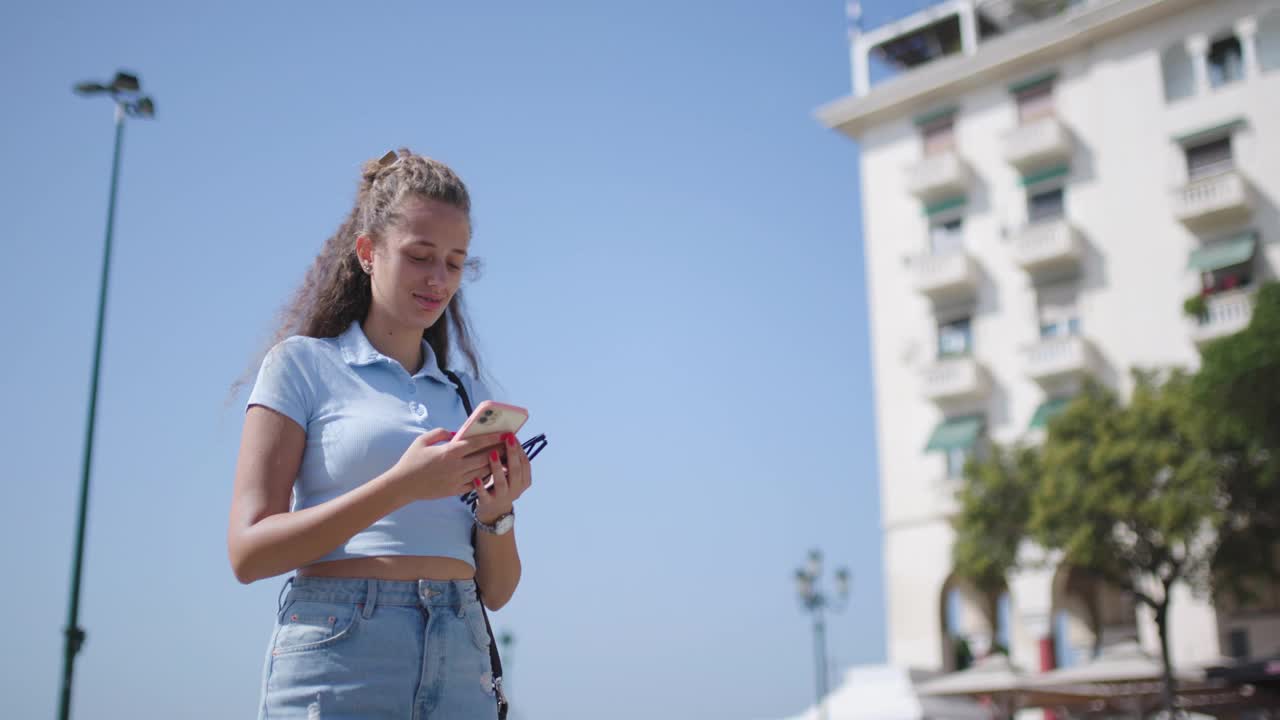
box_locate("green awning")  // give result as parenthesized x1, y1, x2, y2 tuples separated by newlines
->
(925, 415, 984, 452)
(1020, 164, 1070, 187)
(1029, 397, 1072, 430)
(1173, 117, 1246, 146)
(924, 195, 967, 217)
(1188, 233, 1257, 272)
(914, 105, 958, 127)
(1008, 70, 1058, 94)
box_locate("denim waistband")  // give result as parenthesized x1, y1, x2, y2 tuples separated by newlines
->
(283, 575, 479, 612)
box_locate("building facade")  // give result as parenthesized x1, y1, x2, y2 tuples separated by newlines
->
(819, 0, 1280, 679)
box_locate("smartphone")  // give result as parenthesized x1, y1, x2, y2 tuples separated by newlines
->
(453, 400, 529, 441)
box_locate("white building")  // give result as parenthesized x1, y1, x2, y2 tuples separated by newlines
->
(818, 0, 1280, 682)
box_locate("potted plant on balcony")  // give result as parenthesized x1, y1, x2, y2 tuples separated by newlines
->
(1183, 292, 1208, 322)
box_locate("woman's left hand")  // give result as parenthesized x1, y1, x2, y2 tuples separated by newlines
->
(474, 433, 531, 525)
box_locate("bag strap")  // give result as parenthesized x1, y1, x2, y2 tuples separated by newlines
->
(444, 368, 473, 418)
(442, 368, 509, 718)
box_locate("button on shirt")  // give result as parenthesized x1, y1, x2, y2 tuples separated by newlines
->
(246, 321, 492, 567)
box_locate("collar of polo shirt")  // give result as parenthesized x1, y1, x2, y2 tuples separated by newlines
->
(337, 321, 456, 385)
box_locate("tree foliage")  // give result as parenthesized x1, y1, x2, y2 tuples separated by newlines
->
(1192, 281, 1280, 601)
(952, 278, 1280, 714)
(953, 444, 1037, 596)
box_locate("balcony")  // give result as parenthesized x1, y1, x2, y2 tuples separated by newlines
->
(1011, 218, 1083, 275)
(922, 356, 989, 403)
(1002, 115, 1072, 171)
(1024, 335, 1096, 384)
(1172, 170, 1252, 230)
(906, 150, 970, 201)
(1189, 289, 1255, 346)
(911, 250, 979, 301)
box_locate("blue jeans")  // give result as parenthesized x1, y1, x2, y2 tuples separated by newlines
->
(258, 576, 500, 719)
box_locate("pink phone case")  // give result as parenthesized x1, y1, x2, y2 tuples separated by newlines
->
(453, 400, 529, 440)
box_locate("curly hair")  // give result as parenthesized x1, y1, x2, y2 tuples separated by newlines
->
(242, 148, 483, 391)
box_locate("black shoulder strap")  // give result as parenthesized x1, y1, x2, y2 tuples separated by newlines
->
(442, 367, 507, 717)
(442, 369, 473, 416)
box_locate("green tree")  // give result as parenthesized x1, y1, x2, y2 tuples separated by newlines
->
(953, 444, 1038, 597)
(1033, 372, 1217, 714)
(955, 285, 1280, 714)
(955, 372, 1230, 715)
(1192, 281, 1280, 604)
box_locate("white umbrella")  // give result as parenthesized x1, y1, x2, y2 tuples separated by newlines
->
(916, 654, 1096, 718)
(916, 654, 1025, 697)
(1029, 640, 1200, 687)
(1021, 640, 1215, 718)
(778, 664, 993, 720)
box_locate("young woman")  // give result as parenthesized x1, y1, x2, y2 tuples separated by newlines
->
(228, 148, 530, 719)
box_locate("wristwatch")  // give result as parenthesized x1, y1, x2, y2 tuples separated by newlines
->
(475, 509, 515, 536)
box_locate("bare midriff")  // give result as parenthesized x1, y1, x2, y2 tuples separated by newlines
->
(296, 556, 475, 581)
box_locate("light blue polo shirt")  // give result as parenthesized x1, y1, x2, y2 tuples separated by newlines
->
(246, 320, 492, 567)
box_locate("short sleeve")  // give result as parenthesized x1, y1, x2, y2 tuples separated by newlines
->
(246, 339, 314, 430)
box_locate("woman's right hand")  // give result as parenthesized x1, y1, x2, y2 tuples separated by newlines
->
(387, 429, 506, 504)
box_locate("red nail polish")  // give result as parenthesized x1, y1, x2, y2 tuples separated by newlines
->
(505, 433, 516, 446)
(474, 478, 482, 488)
(490, 450, 499, 462)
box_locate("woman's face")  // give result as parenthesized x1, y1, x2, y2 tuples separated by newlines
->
(359, 195, 471, 332)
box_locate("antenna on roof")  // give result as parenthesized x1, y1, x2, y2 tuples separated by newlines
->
(846, 0, 864, 37)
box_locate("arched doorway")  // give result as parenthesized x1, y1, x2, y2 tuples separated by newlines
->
(1050, 565, 1139, 667)
(940, 573, 1008, 671)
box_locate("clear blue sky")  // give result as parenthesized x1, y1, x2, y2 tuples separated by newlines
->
(2, 1, 936, 717)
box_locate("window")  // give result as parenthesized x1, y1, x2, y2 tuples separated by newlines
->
(929, 217, 964, 255)
(1039, 315, 1080, 338)
(1053, 609, 1085, 668)
(1027, 186, 1065, 223)
(945, 447, 969, 480)
(938, 317, 972, 357)
(921, 117, 956, 156)
(1228, 629, 1251, 659)
(1186, 137, 1234, 180)
(1208, 35, 1245, 88)
(1015, 82, 1054, 124)
(926, 416, 984, 480)
(995, 593, 1011, 653)
(1190, 232, 1258, 294)
(1201, 263, 1253, 295)
(1260, 11, 1280, 73)
(1038, 284, 1079, 338)
(1161, 43, 1196, 102)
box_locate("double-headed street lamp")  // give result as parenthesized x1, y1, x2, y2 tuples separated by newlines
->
(60, 70, 155, 720)
(795, 549, 850, 720)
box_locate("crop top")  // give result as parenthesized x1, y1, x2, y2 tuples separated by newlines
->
(246, 320, 490, 567)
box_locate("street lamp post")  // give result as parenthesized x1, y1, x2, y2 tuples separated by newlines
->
(60, 71, 155, 720)
(794, 549, 850, 720)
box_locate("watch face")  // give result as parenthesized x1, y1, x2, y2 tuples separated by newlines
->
(478, 511, 514, 534)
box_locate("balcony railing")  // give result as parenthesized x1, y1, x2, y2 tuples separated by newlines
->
(907, 150, 969, 201)
(911, 250, 979, 301)
(1003, 115, 1072, 171)
(1011, 218, 1083, 275)
(922, 355, 989, 403)
(1189, 289, 1255, 346)
(1024, 335, 1095, 383)
(1172, 170, 1251, 229)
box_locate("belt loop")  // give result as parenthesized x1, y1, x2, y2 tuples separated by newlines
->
(277, 576, 295, 612)
(362, 579, 378, 619)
